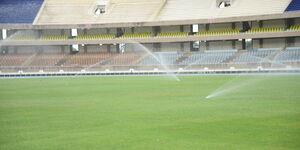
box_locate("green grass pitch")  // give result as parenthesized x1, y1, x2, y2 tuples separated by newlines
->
(0, 75, 300, 150)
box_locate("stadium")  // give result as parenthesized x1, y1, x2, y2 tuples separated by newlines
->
(0, 0, 300, 149)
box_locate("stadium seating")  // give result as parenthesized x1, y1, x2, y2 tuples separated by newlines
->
(288, 25, 300, 31)
(106, 53, 145, 66)
(0, 53, 114, 67)
(180, 50, 237, 65)
(63, 53, 113, 66)
(0, 0, 44, 24)
(0, 54, 31, 66)
(39, 35, 69, 40)
(274, 47, 300, 62)
(74, 34, 115, 40)
(6, 36, 36, 40)
(246, 27, 284, 33)
(120, 33, 152, 39)
(156, 32, 189, 38)
(0, 48, 299, 68)
(29, 54, 65, 66)
(138, 52, 185, 66)
(231, 48, 278, 64)
(194, 29, 240, 36)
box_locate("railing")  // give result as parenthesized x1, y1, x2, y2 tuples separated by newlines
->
(1, 62, 299, 74)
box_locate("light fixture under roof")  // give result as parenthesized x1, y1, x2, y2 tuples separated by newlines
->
(217, 0, 232, 8)
(94, 1, 108, 15)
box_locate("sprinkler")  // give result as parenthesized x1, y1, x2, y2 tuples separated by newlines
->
(205, 95, 211, 99)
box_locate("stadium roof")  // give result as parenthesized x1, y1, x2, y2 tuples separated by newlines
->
(0, 0, 43, 24)
(1, 0, 300, 29)
(286, 0, 300, 12)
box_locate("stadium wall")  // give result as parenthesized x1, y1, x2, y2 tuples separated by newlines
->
(198, 22, 243, 31)
(183, 25, 190, 32)
(235, 22, 243, 29)
(142, 43, 154, 52)
(161, 43, 181, 51)
(20, 46, 36, 54)
(123, 43, 154, 52)
(87, 28, 108, 35)
(124, 44, 134, 52)
(7, 30, 16, 37)
(85, 45, 116, 53)
(11, 46, 37, 54)
(5, 45, 73, 54)
(198, 24, 206, 31)
(42, 29, 71, 36)
(42, 29, 61, 35)
(135, 27, 153, 33)
(235, 41, 243, 49)
(263, 19, 285, 27)
(78, 29, 109, 35)
(251, 21, 260, 28)
(42, 45, 65, 54)
(294, 18, 300, 25)
(263, 38, 286, 48)
(108, 29, 117, 34)
(7, 47, 15, 54)
(123, 28, 133, 34)
(122, 27, 157, 34)
(183, 42, 190, 51)
(209, 23, 233, 30)
(252, 40, 260, 49)
(294, 37, 300, 46)
(208, 41, 235, 50)
(161, 26, 180, 33)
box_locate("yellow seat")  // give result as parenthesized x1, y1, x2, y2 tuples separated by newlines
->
(6, 36, 36, 40)
(194, 29, 240, 36)
(74, 34, 115, 40)
(120, 32, 151, 39)
(156, 32, 188, 38)
(246, 26, 284, 33)
(40, 35, 68, 40)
